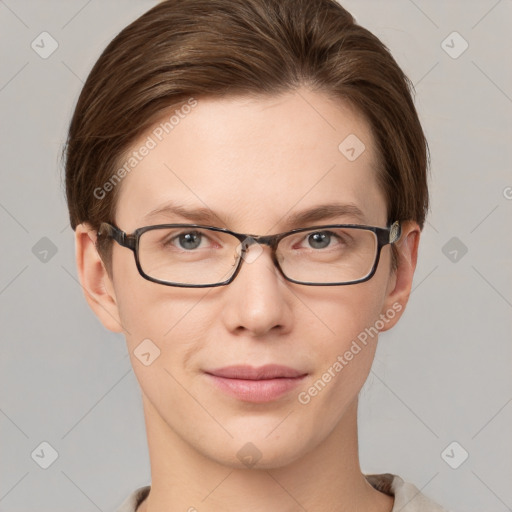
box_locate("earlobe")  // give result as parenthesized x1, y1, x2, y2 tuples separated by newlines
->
(379, 221, 421, 332)
(75, 223, 124, 333)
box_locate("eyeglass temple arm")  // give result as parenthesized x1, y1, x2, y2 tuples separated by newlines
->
(98, 222, 136, 250)
(389, 220, 401, 244)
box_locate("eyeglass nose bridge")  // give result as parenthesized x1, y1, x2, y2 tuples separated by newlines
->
(234, 233, 285, 276)
(238, 233, 280, 252)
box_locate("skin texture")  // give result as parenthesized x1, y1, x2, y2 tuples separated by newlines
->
(75, 88, 420, 512)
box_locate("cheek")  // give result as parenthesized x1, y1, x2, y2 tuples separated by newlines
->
(112, 263, 215, 377)
(315, 295, 381, 381)
(293, 289, 382, 440)
(117, 288, 215, 419)
(296, 282, 385, 398)
(111, 244, 207, 339)
(303, 279, 386, 350)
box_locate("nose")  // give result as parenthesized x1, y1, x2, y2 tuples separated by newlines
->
(220, 242, 293, 337)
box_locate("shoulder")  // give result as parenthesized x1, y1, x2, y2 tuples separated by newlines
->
(116, 485, 150, 512)
(365, 473, 452, 512)
(117, 475, 453, 512)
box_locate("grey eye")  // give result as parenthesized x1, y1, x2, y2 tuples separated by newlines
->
(307, 231, 331, 249)
(178, 231, 202, 250)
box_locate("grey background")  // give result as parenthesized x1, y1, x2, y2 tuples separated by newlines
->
(0, 1, 511, 511)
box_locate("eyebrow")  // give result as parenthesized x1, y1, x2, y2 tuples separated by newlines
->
(142, 201, 367, 228)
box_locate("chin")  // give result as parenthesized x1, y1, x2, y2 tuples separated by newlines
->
(199, 431, 313, 471)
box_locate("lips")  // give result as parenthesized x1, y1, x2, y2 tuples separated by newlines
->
(204, 365, 308, 403)
(205, 364, 307, 380)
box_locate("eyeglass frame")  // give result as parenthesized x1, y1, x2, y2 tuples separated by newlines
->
(97, 220, 402, 288)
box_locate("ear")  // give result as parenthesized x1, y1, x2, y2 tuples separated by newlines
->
(379, 220, 421, 332)
(75, 223, 124, 333)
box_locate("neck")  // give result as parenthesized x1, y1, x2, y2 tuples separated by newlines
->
(137, 395, 393, 512)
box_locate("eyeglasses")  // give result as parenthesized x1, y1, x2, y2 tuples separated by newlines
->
(98, 220, 401, 288)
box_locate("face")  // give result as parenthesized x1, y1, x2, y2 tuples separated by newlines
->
(79, 88, 416, 470)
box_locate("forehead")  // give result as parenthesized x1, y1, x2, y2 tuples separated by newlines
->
(114, 89, 387, 232)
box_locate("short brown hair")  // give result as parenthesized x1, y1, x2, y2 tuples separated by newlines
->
(63, 0, 430, 272)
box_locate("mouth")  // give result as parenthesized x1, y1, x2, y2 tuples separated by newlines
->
(204, 364, 308, 403)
